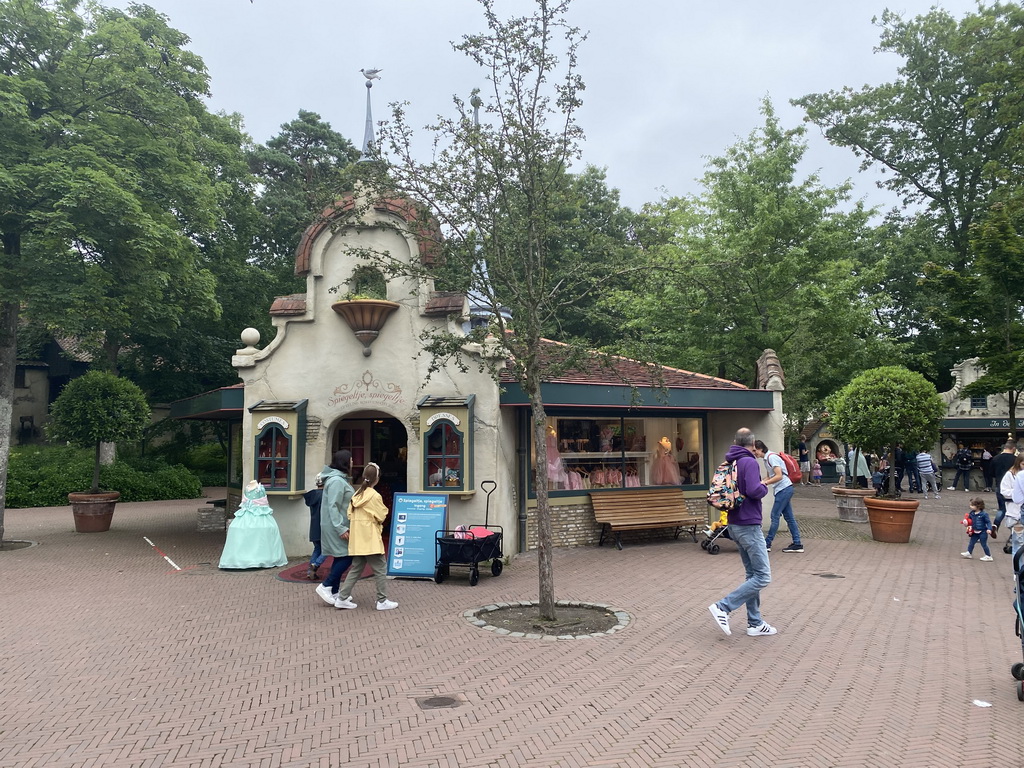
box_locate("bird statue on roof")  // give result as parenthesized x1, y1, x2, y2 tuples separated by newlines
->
(360, 68, 382, 80)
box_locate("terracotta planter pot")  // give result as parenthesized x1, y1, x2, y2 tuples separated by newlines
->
(68, 492, 120, 533)
(831, 487, 873, 523)
(864, 497, 919, 543)
(331, 299, 399, 357)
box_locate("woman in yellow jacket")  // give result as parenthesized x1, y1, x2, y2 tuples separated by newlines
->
(334, 462, 398, 611)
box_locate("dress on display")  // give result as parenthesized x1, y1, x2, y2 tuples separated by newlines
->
(218, 482, 288, 569)
(651, 447, 681, 485)
(546, 432, 568, 488)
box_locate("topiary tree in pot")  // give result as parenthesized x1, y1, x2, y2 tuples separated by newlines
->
(47, 371, 150, 532)
(825, 366, 945, 541)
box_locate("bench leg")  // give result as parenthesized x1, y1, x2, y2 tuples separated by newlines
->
(599, 524, 609, 547)
(615, 531, 624, 550)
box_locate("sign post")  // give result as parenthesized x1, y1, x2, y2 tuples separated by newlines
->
(386, 492, 448, 578)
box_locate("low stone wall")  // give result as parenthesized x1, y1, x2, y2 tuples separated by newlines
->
(524, 496, 710, 550)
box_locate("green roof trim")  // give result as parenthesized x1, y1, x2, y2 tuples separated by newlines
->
(942, 417, 1024, 430)
(499, 382, 774, 410)
(170, 386, 245, 421)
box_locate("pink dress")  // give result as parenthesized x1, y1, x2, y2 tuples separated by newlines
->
(651, 449, 681, 485)
(546, 433, 568, 488)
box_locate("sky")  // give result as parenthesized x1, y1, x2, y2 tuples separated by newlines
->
(111, 0, 981, 212)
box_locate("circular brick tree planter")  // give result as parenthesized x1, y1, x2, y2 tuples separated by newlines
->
(464, 600, 632, 640)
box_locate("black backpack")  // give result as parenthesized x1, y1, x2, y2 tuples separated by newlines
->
(956, 449, 974, 470)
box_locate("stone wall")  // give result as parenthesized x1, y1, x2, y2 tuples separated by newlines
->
(524, 496, 710, 550)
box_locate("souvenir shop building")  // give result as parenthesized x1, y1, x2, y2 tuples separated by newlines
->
(172, 190, 785, 556)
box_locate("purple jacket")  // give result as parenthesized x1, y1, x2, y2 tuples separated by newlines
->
(725, 444, 768, 526)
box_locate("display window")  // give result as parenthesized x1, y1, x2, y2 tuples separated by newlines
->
(535, 414, 705, 492)
(256, 426, 291, 490)
(425, 420, 465, 490)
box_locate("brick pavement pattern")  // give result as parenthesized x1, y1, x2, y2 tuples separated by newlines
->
(2, 486, 1023, 767)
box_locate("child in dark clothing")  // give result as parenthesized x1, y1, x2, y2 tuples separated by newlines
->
(961, 497, 993, 560)
(303, 474, 327, 580)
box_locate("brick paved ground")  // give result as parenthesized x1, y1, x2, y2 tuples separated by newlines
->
(2, 485, 1023, 768)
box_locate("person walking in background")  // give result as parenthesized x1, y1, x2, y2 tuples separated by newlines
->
(797, 438, 810, 485)
(833, 453, 847, 486)
(334, 462, 398, 611)
(917, 449, 941, 499)
(315, 450, 355, 606)
(999, 454, 1024, 553)
(303, 474, 327, 580)
(981, 447, 994, 492)
(708, 429, 774, 637)
(961, 497, 993, 560)
(848, 446, 870, 489)
(811, 460, 822, 486)
(754, 439, 803, 553)
(949, 444, 974, 492)
(990, 441, 1017, 535)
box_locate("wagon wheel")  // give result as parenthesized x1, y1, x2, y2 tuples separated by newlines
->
(1018, 680, 1024, 702)
(491, 559, 503, 577)
(1013, 662, 1024, 681)
(469, 566, 480, 586)
(709, 544, 720, 555)
(434, 565, 446, 584)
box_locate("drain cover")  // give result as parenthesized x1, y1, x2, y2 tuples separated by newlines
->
(814, 572, 845, 579)
(417, 696, 461, 709)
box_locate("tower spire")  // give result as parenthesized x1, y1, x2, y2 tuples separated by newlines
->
(358, 68, 381, 160)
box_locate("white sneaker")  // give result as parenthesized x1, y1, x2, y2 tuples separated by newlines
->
(980, 555, 994, 561)
(746, 622, 778, 636)
(708, 603, 731, 636)
(315, 583, 336, 605)
(961, 551, 972, 559)
(923, 494, 929, 499)
(334, 596, 357, 609)
(948, 486, 955, 490)
(936, 493, 941, 499)
(376, 599, 399, 611)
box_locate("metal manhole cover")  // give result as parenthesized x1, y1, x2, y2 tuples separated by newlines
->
(814, 572, 845, 579)
(416, 695, 461, 709)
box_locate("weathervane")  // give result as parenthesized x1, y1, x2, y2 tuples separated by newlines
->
(358, 68, 381, 160)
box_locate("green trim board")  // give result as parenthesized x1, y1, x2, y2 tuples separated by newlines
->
(943, 417, 1024, 430)
(170, 386, 244, 421)
(499, 381, 773, 410)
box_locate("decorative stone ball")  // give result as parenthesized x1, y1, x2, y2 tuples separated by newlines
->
(240, 327, 261, 347)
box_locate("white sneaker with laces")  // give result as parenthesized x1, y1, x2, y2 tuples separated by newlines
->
(708, 603, 731, 636)
(315, 583, 336, 605)
(980, 555, 994, 561)
(376, 599, 399, 611)
(334, 596, 357, 609)
(747, 622, 778, 636)
(948, 486, 955, 490)
(961, 551, 972, 559)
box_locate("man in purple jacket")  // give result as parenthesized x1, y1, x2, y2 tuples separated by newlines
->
(708, 428, 776, 637)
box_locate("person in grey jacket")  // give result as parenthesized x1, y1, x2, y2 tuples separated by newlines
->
(315, 450, 355, 606)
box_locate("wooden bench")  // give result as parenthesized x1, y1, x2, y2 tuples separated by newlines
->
(589, 488, 706, 550)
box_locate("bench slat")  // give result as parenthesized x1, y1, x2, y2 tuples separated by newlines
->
(589, 488, 705, 549)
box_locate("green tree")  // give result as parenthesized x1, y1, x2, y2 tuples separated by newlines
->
(370, 0, 640, 619)
(612, 100, 888, 428)
(249, 110, 360, 288)
(0, 0, 242, 541)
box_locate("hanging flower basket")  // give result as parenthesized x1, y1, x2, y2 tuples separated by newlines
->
(331, 299, 399, 356)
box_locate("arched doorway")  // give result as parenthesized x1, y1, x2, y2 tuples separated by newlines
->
(333, 412, 408, 513)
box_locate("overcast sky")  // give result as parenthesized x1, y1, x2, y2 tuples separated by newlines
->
(113, 0, 981, 212)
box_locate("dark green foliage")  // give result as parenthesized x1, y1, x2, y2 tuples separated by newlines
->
(6, 445, 202, 507)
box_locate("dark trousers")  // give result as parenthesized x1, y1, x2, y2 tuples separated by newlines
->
(320, 555, 354, 594)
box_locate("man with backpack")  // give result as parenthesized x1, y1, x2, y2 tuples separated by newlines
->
(708, 428, 775, 638)
(949, 445, 975, 492)
(754, 440, 804, 553)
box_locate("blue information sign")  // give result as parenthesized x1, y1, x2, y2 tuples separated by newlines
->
(386, 493, 448, 578)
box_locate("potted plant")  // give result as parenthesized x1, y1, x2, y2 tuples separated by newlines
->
(47, 371, 150, 532)
(329, 267, 399, 356)
(825, 366, 945, 542)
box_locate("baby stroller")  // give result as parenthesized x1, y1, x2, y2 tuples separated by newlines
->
(700, 510, 730, 555)
(1011, 535, 1024, 699)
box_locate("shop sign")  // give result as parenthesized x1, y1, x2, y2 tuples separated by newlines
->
(386, 493, 449, 578)
(256, 415, 289, 431)
(328, 370, 405, 408)
(426, 411, 461, 427)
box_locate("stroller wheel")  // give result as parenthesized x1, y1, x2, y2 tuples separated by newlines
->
(701, 540, 709, 550)
(1018, 680, 1024, 702)
(710, 544, 720, 555)
(1012, 663, 1024, 681)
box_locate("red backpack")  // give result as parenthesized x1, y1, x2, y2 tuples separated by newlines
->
(770, 451, 803, 483)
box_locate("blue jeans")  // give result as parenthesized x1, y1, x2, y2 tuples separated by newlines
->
(951, 469, 972, 490)
(716, 523, 771, 628)
(967, 532, 990, 556)
(764, 484, 800, 547)
(320, 555, 354, 594)
(310, 541, 328, 568)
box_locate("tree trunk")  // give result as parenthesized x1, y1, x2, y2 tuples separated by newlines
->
(92, 442, 102, 495)
(1009, 390, 1018, 441)
(529, 395, 557, 620)
(0, 298, 16, 547)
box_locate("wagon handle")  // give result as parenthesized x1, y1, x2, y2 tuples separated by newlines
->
(481, 480, 497, 526)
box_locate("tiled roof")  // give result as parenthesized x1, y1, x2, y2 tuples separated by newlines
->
(54, 334, 94, 363)
(499, 337, 748, 390)
(269, 294, 307, 316)
(423, 292, 466, 317)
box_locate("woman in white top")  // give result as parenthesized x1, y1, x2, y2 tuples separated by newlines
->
(1003, 455, 1024, 555)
